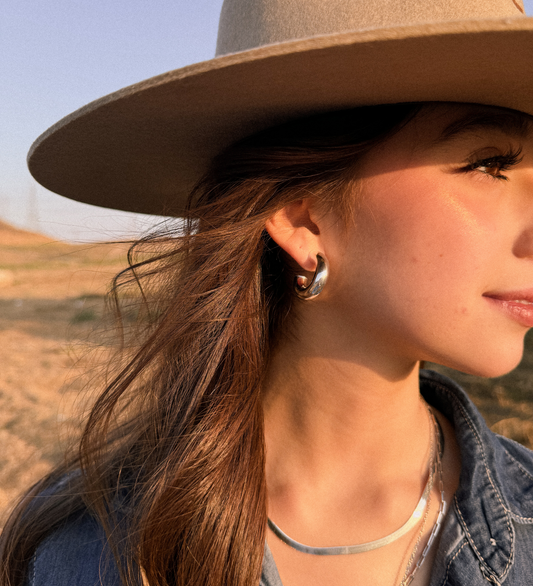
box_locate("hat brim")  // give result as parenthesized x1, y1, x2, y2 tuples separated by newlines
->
(28, 16, 533, 216)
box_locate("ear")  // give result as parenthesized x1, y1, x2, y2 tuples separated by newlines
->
(265, 200, 323, 271)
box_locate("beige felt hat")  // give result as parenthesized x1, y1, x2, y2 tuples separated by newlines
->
(28, 0, 533, 216)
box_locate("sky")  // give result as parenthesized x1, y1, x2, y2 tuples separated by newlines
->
(1, 0, 224, 241)
(2, 0, 533, 242)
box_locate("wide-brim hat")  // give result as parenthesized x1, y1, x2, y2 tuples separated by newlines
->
(28, 0, 533, 216)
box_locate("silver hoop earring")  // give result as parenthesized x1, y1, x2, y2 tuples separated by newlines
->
(294, 253, 329, 300)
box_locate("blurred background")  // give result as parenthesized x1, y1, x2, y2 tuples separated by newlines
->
(2, 0, 225, 242)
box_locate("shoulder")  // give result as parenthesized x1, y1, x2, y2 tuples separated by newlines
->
(24, 511, 123, 586)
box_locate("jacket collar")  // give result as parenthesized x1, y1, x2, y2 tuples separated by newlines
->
(421, 369, 533, 583)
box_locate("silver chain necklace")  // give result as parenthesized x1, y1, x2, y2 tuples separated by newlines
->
(400, 412, 447, 586)
(267, 408, 446, 558)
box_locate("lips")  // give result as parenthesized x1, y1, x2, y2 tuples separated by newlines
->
(484, 290, 533, 327)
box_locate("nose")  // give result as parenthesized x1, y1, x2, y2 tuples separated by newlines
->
(513, 227, 533, 259)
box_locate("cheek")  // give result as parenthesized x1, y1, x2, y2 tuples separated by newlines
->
(344, 171, 496, 311)
(326, 149, 528, 375)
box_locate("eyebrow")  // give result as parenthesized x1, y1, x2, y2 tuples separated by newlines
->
(436, 110, 533, 145)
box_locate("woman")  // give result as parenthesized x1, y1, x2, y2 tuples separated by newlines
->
(2, 0, 533, 585)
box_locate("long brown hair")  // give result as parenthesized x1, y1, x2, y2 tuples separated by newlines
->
(0, 103, 421, 586)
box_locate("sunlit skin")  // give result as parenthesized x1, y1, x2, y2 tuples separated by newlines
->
(262, 104, 533, 586)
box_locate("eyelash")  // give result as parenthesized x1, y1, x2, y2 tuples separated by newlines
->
(461, 148, 523, 181)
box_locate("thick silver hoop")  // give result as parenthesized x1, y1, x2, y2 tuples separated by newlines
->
(294, 253, 329, 300)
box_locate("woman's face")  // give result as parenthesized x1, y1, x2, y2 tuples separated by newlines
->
(324, 103, 533, 377)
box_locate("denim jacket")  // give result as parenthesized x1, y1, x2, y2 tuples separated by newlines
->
(25, 370, 533, 586)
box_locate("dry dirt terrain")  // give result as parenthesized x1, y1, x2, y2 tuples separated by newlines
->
(0, 221, 129, 520)
(1, 220, 533, 521)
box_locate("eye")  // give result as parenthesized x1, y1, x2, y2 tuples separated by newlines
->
(461, 147, 523, 181)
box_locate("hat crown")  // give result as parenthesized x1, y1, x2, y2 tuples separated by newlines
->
(216, 0, 525, 56)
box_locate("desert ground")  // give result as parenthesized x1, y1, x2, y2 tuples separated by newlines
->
(0, 220, 129, 520)
(1, 220, 533, 521)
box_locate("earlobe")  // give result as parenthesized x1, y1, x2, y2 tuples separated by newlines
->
(265, 200, 322, 271)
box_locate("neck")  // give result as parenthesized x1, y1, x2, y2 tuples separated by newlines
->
(262, 329, 432, 539)
(265, 345, 428, 476)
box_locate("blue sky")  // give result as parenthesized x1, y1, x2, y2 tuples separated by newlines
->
(1, 1, 224, 241)
(2, 0, 533, 241)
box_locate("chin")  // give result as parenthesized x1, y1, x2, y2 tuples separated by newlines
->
(429, 346, 525, 380)
(460, 361, 521, 379)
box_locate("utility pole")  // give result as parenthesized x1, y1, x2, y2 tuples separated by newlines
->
(27, 181, 39, 232)
(0, 193, 10, 224)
